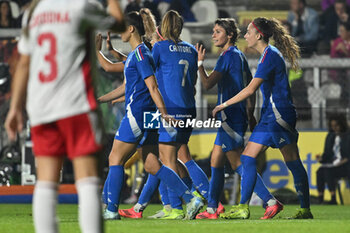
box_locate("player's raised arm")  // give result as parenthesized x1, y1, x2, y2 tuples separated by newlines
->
(106, 32, 127, 61)
(196, 43, 223, 90)
(95, 34, 125, 72)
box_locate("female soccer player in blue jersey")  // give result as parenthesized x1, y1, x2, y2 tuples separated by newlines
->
(96, 11, 203, 220)
(147, 10, 208, 219)
(212, 17, 313, 219)
(99, 9, 207, 220)
(195, 18, 282, 220)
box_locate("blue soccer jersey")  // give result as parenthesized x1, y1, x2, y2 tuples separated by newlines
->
(152, 40, 198, 118)
(212, 46, 251, 151)
(115, 43, 156, 143)
(214, 46, 251, 124)
(254, 45, 296, 123)
(124, 43, 156, 121)
(249, 45, 298, 148)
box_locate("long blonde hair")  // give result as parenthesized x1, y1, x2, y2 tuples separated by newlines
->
(139, 8, 156, 42)
(252, 17, 300, 70)
(161, 10, 183, 43)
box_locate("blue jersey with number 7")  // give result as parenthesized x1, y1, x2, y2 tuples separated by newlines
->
(152, 40, 198, 118)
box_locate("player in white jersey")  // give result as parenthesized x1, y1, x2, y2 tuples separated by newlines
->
(4, 0, 125, 233)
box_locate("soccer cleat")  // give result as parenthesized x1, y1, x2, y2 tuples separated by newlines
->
(118, 207, 142, 219)
(103, 209, 121, 220)
(219, 204, 250, 219)
(147, 207, 172, 219)
(161, 209, 185, 220)
(185, 196, 204, 220)
(260, 200, 284, 219)
(217, 203, 225, 215)
(196, 210, 218, 219)
(219, 205, 239, 218)
(288, 208, 313, 219)
(192, 190, 205, 200)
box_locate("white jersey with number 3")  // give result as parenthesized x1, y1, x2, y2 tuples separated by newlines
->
(18, 0, 116, 126)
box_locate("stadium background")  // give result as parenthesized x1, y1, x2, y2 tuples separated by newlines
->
(1, 0, 350, 206)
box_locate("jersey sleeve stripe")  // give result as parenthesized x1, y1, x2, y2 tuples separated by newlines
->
(261, 48, 268, 63)
(134, 50, 141, 61)
(138, 47, 144, 60)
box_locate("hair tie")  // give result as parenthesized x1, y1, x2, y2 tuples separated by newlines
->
(252, 21, 265, 37)
(156, 26, 164, 41)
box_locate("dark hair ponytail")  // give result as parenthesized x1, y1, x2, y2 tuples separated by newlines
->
(125, 11, 145, 37)
(253, 17, 300, 70)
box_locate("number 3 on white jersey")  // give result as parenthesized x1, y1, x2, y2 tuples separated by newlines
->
(37, 32, 58, 83)
(179, 59, 189, 87)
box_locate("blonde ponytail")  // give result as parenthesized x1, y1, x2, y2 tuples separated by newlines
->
(161, 10, 183, 44)
(139, 8, 157, 42)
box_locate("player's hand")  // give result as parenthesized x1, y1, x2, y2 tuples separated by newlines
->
(212, 104, 225, 118)
(111, 96, 125, 104)
(195, 43, 206, 63)
(4, 108, 24, 142)
(95, 33, 102, 51)
(106, 31, 114, 51)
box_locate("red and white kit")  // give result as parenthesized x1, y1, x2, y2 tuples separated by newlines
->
(18, 0, 117, 156)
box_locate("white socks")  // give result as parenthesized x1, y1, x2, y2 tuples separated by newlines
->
(164, 204, 172, 212)
(207, 207, 216, 214)
(267, 198, 277, 207)
(33, 181, 59, 233)
(134, 203, 146, 212)
(33, 177, 102, 233)
(76, 176, 102, 233)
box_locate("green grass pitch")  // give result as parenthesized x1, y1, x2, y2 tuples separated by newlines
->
(0, 204, 350, 233)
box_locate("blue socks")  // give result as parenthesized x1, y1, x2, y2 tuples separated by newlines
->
(158, 181, 170, 206)
(208, 167, 224, 208)
(168, 177, 192, 210)
(286, 159, 310, 208)
(182, 176, 193, 190)
(138, 174, 160, 205)
(107, 165, 124, 212)
(167, 186, 183, 210)
(102, 172, 110, 205)
(185, 160, 209, 199)
(155, 165, 193, 203)
(240, 155, 257, 204)
(236, 165, 273, 203)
